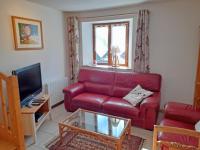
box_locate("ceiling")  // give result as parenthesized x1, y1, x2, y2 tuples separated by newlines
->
(27, 0, 166, 12)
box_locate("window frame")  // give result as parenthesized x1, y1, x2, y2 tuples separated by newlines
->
(93, 21, 129, 67)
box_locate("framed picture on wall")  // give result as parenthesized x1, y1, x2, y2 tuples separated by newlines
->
(12, 16, 44, 50)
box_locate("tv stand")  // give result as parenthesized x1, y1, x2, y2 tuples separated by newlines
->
(21, 94, 51, 145)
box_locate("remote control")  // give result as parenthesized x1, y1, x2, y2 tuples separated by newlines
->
(31, 103, 40, 106)
(36, 100, 45, 102)
(32, 101, 41, 104)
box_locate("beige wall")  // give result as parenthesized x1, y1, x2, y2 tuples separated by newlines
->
(0, 0, 66, 84)
(65, 0, 200, 108)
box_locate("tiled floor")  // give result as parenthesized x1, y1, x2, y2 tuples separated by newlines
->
(26, 104, 154, 150)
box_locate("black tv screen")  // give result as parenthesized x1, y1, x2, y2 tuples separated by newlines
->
(12, 63, 42, 106)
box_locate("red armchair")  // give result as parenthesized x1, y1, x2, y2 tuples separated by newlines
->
(158, 102, 200, 148)
(63, 67, 162, 130)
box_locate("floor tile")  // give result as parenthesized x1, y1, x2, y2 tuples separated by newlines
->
(132, 127, 153, 150)
(52, 111, 71, 123)
(39, 120, 59, 136)
(25, 136, 34, 147)
(35, 131, 56, 147)
(51, 104, 66, 117)
(27, 145, 45, 150)
(157, 112, 164, 124)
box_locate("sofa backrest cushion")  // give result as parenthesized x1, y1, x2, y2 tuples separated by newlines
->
(78, 68, 161, 97)
(112, 72, 161, 97)
(78, 68, 115, 95)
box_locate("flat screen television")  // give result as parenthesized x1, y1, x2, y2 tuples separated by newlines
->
(12, 63, 42, 106)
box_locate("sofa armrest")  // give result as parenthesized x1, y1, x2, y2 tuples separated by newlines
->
(164, 102, 200, 124)
(63, 83, 84, 111)
(63, 83, 84, 97)
(140, 92, 161, 130)
(140, 92, 161, 111)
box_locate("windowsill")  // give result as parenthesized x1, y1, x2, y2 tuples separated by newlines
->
(84, 64, 132, 71)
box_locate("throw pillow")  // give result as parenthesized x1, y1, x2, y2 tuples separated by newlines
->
(123, 85, 153, 106)
(195, 120, 200, 132)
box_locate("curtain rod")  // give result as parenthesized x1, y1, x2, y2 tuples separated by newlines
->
(78, 12, 137, 19)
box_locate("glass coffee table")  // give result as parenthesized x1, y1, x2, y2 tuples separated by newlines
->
(59, 109, 131, 150)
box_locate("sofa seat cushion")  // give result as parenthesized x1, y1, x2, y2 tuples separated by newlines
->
(159, 119, 198, 147)
(102, 97, 139, 118)
(70, 92, 110, 112)
(165, 102, 200, 124)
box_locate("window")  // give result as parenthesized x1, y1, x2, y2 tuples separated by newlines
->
(93, 22, 129, 66)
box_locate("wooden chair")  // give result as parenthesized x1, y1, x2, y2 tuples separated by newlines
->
(153, 125, 200, 150)
(0, 73, 25, 150)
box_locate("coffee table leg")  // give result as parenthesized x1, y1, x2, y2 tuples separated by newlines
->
(59, 125, 63, 144)
(128, 123, 131, 140)
(116, 141, 122, 150)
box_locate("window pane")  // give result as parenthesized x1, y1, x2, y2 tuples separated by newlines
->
(97, 115, 108, 135)
(111, 24, 127, 65)
(95, 26, 109, 64)
(111, 119, 125, 137)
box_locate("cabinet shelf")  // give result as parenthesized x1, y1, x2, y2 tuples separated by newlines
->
(36, 112, 49, 130)
(21, 94, 51, 144)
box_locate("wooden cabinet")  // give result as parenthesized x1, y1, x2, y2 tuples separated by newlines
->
(21, 94, 51, 144)
(194, 32, 200, 108)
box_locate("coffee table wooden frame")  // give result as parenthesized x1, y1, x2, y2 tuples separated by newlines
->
(59, 109, 131, 150)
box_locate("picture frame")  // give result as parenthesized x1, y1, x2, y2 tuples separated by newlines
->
(12, 16, 44, 50)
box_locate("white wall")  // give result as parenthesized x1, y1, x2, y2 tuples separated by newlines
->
(66, 0, 200, 108)
(148, 0, 200, 107)
(0, 0, 67, 105)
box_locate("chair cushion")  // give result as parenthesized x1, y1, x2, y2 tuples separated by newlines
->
(159, 119, 198, 147)
(70, 93, 109, 112)
(165, 102, 200, 124)
(102, 97, 139, 118)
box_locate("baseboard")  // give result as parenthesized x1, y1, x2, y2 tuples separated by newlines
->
(51, 100, 64, 109)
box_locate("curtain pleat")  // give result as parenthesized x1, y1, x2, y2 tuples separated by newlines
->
(67, 16, 80, 84)
(134, 10, 150, 73)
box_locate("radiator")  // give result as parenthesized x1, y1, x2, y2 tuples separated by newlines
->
(45, 77, 68, 106)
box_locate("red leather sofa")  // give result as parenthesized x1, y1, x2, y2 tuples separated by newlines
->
(159, 102, 200, 148)
(63, 67, 162, 130)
